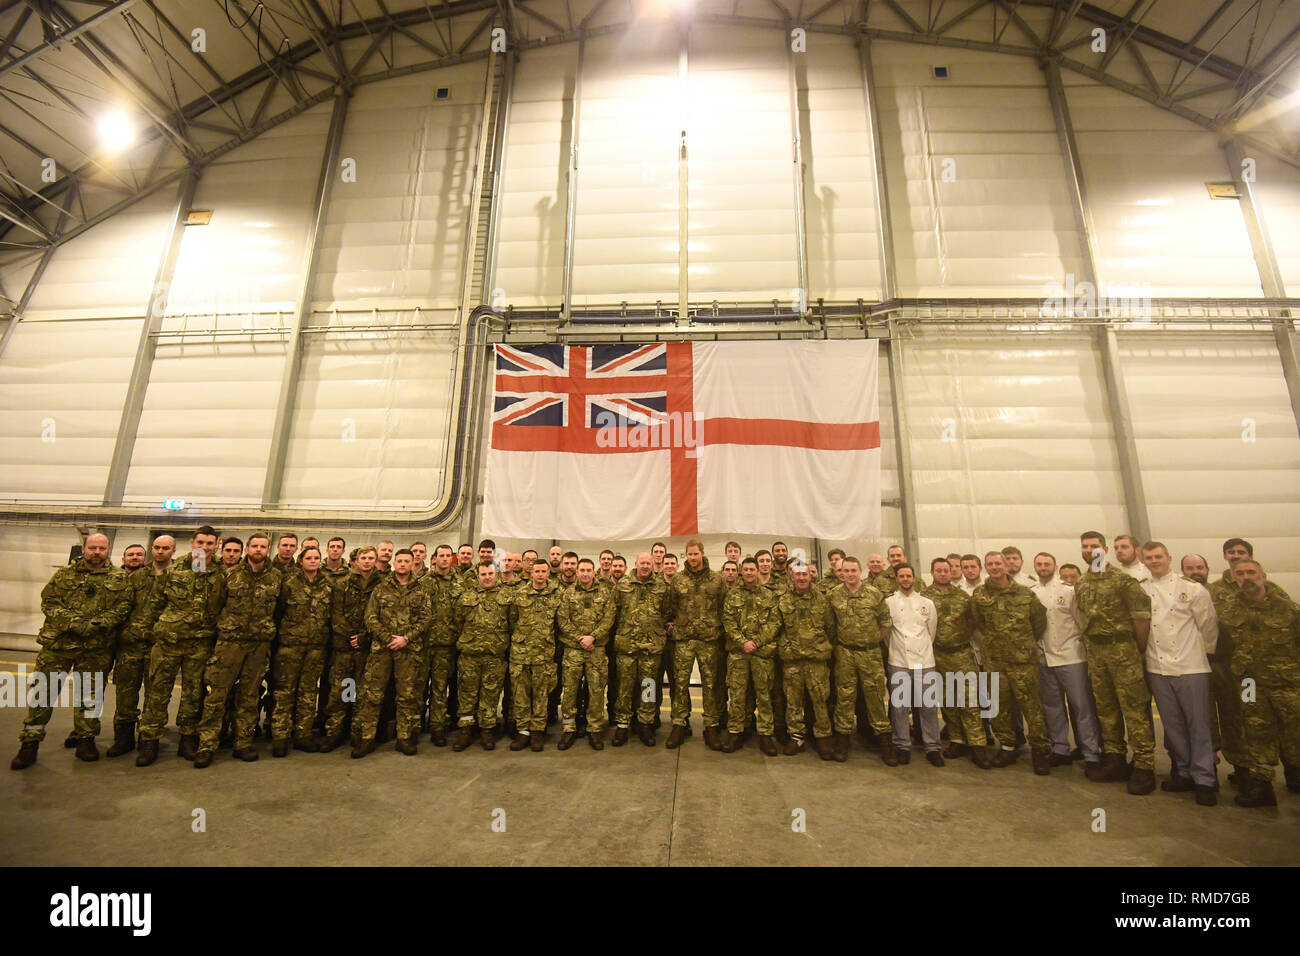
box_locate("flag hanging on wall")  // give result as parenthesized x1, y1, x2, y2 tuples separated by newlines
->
(481, 340, 881, 540)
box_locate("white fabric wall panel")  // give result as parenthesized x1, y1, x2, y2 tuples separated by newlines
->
(279, 330, 458, 505)
(22, 191, 177, 320)
(904, 334, 1127, 564)
(315, 64, 487, 311)
(1119, 333, 1300, 597)
(687, 24, 798, 302)
(0, 317, 142, 499)
(0, 527, 80, 638)
(167, 105, 332, 316)
(1064, 80, 1263, 298)
(874, 44, 1085, 297)
(803, 42, 883, 302)
(571, 29, 681, 305)
(1253, 155, 1300, 294)
(494, 44, 577, 307)
(121, 314, 287, 504)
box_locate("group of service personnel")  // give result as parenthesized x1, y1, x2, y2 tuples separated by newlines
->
(11, 528, 1298, 810)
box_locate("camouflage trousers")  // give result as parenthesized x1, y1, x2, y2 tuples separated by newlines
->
(988, 659, 1050, 751)
(833, 645, 891, 737)
(1209, 656, 1248, 768)
(271, 644, 327, 744)
(19, 644, 111, 743)
(614, 651, 661, 726)
(931, 646, 987, 746)
(561, 647, 608, 733)
(782, 658, 831, 739)
(726, 653, 775, 735)
(110, 637, 152, 727)
(1240, 678, 1300, 783)
(425, 646, 455, 730)
(197, 641, 270, 751)
(672, 638, 722, 728)
(140, 639, 213, 741)
(457, 653, 506, 730)
(323, 646, 368, 738)
(355, 645, 428, 740)
(1085, 638, 1155, 770)
(510, 660, 556, 733)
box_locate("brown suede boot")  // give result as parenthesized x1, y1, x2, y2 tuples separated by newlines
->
(452, 726, 473, 751)
(106, 722, 136, 758)
(1126, 767, 1156, 795)
(177, 733, 199, 761)
(193, 749, 213, 768)
(395, 736, 417, 756)
(557, 731, 578, 750)
(757, 734, 778, 756)
(350, 738, 376, 759)
(782, 736, 804, 756)
(587, 729, 604, 750)
(941, 741, 969, 759)
(74, 737, 99, 762)
(831, 733, 849, 762)
(992, 747, 1018, 767)
(135, 738, 159, 767)
(530, 732, 544, 752)
(879, 737, 899, 767)
(702, 726, 722, 751)
(665, 724, 687, 749)
(720, 731, 741, 753)
(10, 741, 38, 770)
(970, 745, 994, 770)
(510, 733, 530, 751)
(1234, 776, 1278, 808)
(638, 724, 657, 747)
(480, 728, 497, 751)
(320, 731, 347, 753)
(611, 726, 629, 747)
(1031, 747, 1051, 776)
(813, 736, 835, 761)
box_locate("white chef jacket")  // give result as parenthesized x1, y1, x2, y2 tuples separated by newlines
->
(885, 590, 937, 670)
(1030, 578, 1086, 667)
(1013, 571, 1038, 589)
(958, 576, 981, 595)
(1116, 560, 1152, 584)
(1141, 572, 1217, 676)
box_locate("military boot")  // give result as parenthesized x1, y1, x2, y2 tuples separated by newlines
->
(106, 722, 136, 758)
(970, 745, 993, 770)
(611, 726, 629, 747)
(63, 732, 76, 749)
(1030, 747, 1051, 776)
(272, 740, 289, 758)
(293, 737, 321, 753)
(135, 738, 159, 767)
(320, 731, 346, 753)
(430, 728, 448, 748)
(452, 726, 474, 751)
(1161, 775, 1195, 792)
(813, 736, 835, 761)
(10, 741, 38, 770)
(1126, 768, 1156, 795)
(1097, 753, 1128, 782)
(587, 729, 604, 751)
(395, 736, 417, 756)
(1227, 766, 1248, 789)
(720, 731, 741, 753)
(232, 746, 259, 762)
(782, 736, 804, 756)
(831, 733, 849, 762)
(510, 732, 531, 751)
(941, 741, 969, 759)
(757, 734, 778, 757)
(1194, 786, 1217, 807)
(1049, 752, 1074, 767)
(177, 733, 200, 761)
(992, 747, 1018, 768)
(1234, 777, 1277, 808)
(350, 738, 376, 759)
(638, 724, 657, 747)
(665, 724, 687, 749)
(879, 738, 900, 767)
(530, 732, 544, 752)
(194, 749, 214, 768)
(702, 726, 722, 751)
(74, 737, 99, 762)
(557, 731, 578, 750)
(480, 727, 496, 751)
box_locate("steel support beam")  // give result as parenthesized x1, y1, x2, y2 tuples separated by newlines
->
(1045, 58, 1150, 543)
(858, 35, 897, 301)
(677, 23, 690, 322)
(101, 165, 200, 508)
(1225, 138, 1300, 440)
(481, 50, 517, 305)
(0, 198, 69, 359)
(261, 90, 350, 508)
(560, 35, 584, 320)
(787, 27, 810, 315)
(884, 332, 919, 564)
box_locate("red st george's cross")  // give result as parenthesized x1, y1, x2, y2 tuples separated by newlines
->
(491, 343, 880, 535)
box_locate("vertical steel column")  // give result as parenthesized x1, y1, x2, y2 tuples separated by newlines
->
(860, 34, 914, 556)
(481, 50, 517, 305)
(1045, 59, 1150, 543)
(1224, 138, 1300, 440)
(678, 23, 690, 323)
(787, 29, 810, 314)
(262, 89, 351, 508)
(560, 37, 585, 321)
(0, 203, 71, 360)
(102, 165, 201, 508)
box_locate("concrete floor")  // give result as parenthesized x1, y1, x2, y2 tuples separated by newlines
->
(1, 650, 1298, 867)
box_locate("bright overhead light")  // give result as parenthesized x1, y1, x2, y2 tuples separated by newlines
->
(97, 110, 135, 151)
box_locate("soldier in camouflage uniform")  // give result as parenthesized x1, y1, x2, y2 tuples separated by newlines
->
(777, 564, 836, 759)
(451, 562, 514, 751)
(134, 528, 224, 766)
(866, 554, 899, 597)
(11, 534, 132, 769)
(1201, 540, 1258, 784)
(508, 559, 560, 751)
(267, 546, 333, 757)
(352, 550, 432, 757)
(721, 557, 780, 755)
(612, 553, 678, 747)
(106, 535, 175, 757)
(667, 540, 727, 750)
(1074, 532, 1155, 793)
(557, 558, 617, 750)
(1217, 560, 1300, 807)
(829, 557, 896, 764)
(419, 544, 461, 747)
(323, 546, 379, 750)
(322, 536, 349, 581)
(970, 552, 1052, 775)
(921, 557, 993, 768)
(192, 533, 284, 766)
